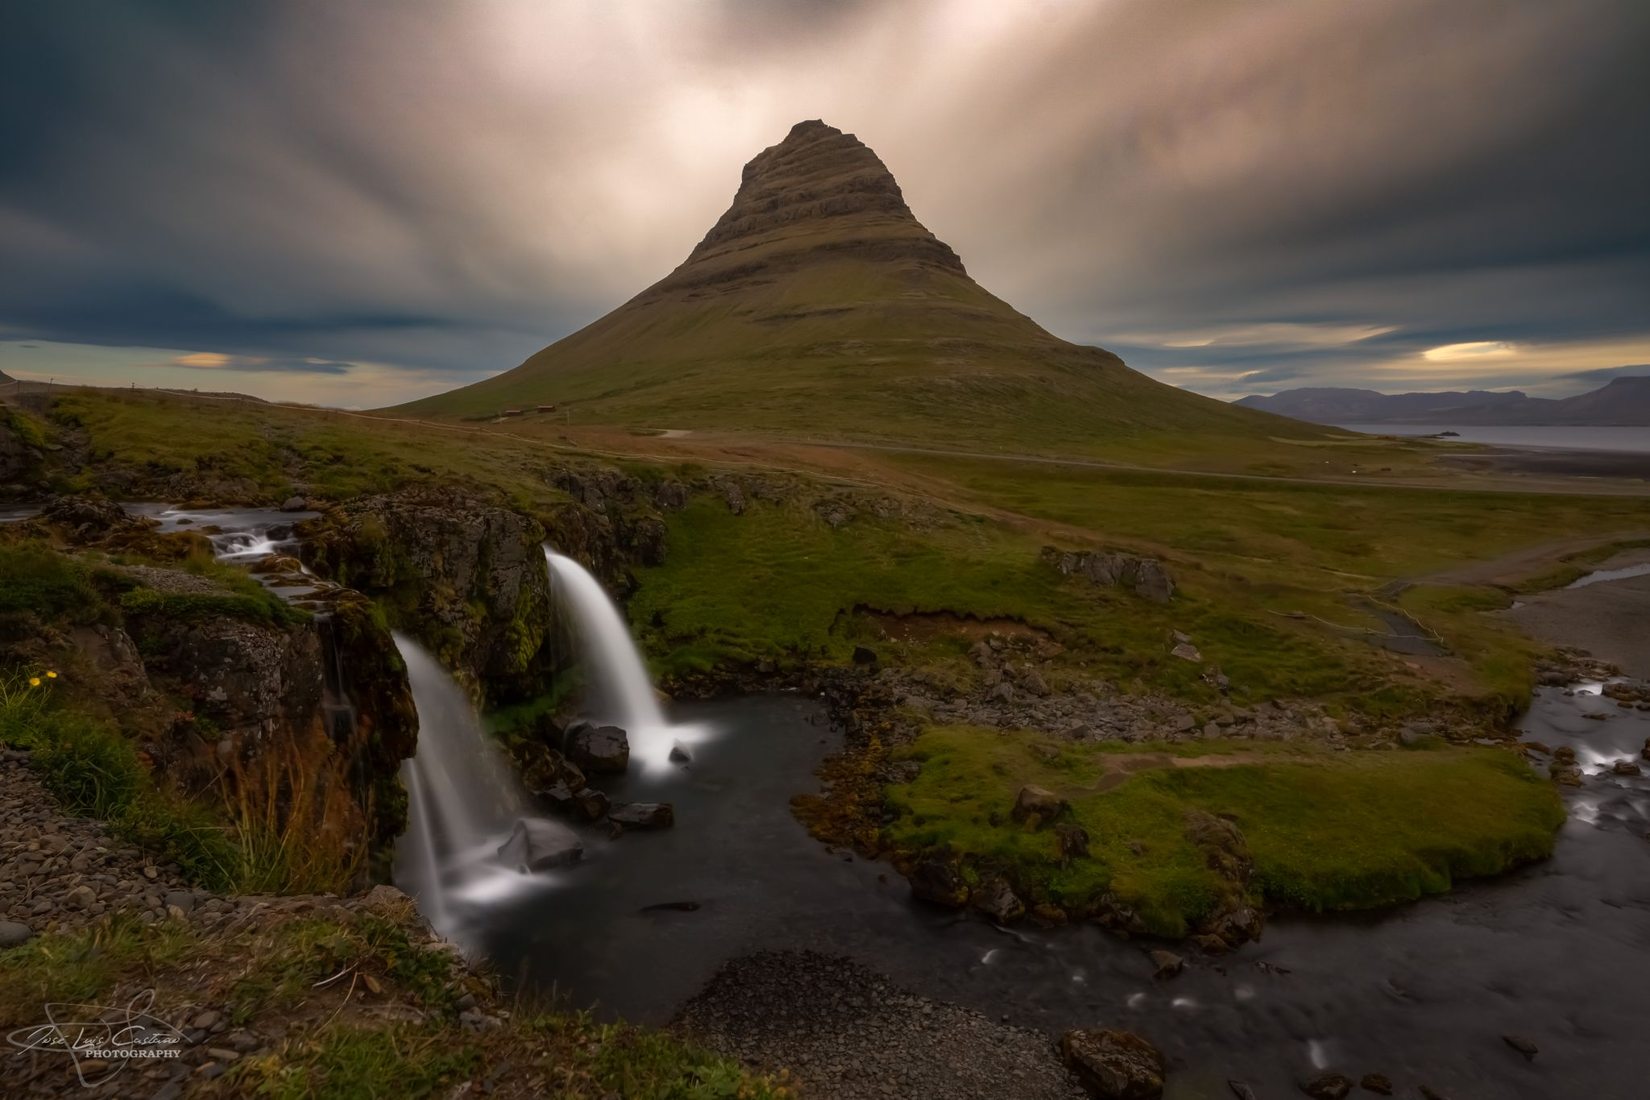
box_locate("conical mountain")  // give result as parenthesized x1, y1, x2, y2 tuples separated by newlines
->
(396, 121, 1318, 456)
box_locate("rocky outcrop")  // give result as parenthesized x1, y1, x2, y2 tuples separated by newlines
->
(1042, 547, 1174, 603)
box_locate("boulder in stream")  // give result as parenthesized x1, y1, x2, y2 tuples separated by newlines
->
(498, 818, 584, 872)
(565, 723, 630, 774)
(609, 802, 674, 829)
(1059, 1028, 1165, 1099)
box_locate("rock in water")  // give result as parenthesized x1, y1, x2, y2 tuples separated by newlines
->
(608, 802, 675, 829)
(565, 723, 629, 774)
(571, 787, 611, 822)
(1502, 1034, 1539, 1060)
(1301, 1072, 1353, 1100)
(497, 818, 583, 872)
(1148, 949, 1184, 979)
(1059, 1028, 1166, 1099)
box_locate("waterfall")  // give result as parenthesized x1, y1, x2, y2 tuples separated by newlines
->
(544, 549, 705, 771)
(393, 632, 543, 935)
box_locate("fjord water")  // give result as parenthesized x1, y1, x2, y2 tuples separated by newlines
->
(1336, 423, 1650, 453)
(544, 549, 708, 769)
(392, 633, 540, 937)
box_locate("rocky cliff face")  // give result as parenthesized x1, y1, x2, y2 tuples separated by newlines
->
(300, 490, 557, 699)
(297, 471, 676, 701)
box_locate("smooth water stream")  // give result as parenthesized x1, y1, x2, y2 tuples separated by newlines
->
(544, 550, 709, 770)
(391, 633, 554, 938)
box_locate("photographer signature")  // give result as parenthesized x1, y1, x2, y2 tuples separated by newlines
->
(6, 989, 185, 1088)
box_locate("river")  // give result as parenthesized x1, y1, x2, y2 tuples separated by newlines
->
(461, 687, 1649, 1100)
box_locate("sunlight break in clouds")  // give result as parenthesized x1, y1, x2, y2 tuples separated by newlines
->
(1421, 341, 1517, 362)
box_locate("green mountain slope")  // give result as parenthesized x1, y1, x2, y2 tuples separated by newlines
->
(393, 120, 1324, 458)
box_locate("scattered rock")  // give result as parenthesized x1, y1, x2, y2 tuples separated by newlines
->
(564, 723, 630, 774)
(0, 920, 32, 948)
(1610, 759, 1642, 776)
(609, 802, 675, 829)
(1059, 1028, 1166, 1099)
(1170, 643, 1202, 662)
(1055, 823, 1091, 861)
(497, 818, 584, 872)
(279, 496, 307, 512)
(1012, 784, 1066, 828)
(1359, 1073, 1393, 1095)
(1300, 1071, 1353, 1099)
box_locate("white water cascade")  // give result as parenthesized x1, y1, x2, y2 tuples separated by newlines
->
(393, 633, 547, 935)
(544, 550, 708, 771)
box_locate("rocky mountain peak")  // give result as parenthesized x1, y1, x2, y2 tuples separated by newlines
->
(669, 119, 965, 286)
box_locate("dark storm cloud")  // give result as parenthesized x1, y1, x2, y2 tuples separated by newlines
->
(1, 0, 1647, 404)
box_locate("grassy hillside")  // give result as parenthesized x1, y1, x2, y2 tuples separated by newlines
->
(392, 121, 1324, 460)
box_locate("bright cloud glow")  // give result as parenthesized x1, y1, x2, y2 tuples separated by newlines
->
(1421, 341, 1517, 362)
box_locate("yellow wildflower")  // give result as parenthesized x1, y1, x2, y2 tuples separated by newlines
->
(46, 670, 57, 679)
(28, 677, 40, 687)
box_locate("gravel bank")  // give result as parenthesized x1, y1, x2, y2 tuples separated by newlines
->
(675, 950, 1086, 1100)
(0, 749, 235, 940)
(1500, 553, 1650, 678)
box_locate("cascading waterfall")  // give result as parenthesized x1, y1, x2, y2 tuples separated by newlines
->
(544, 549, 706, 770)
(393, 632, 545, 935)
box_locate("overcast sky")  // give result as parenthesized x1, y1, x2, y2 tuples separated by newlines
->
(2, 0, 1647, 407)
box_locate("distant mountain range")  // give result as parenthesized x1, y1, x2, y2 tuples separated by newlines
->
(1235, 377, 1650, 426)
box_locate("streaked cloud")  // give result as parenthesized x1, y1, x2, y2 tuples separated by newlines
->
(1, 0, 1646, 405)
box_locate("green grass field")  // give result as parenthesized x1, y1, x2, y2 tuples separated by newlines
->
(886, 726, 1564, 934)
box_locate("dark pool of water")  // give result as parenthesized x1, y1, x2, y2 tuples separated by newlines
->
(463, 687, 1650, 1099)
